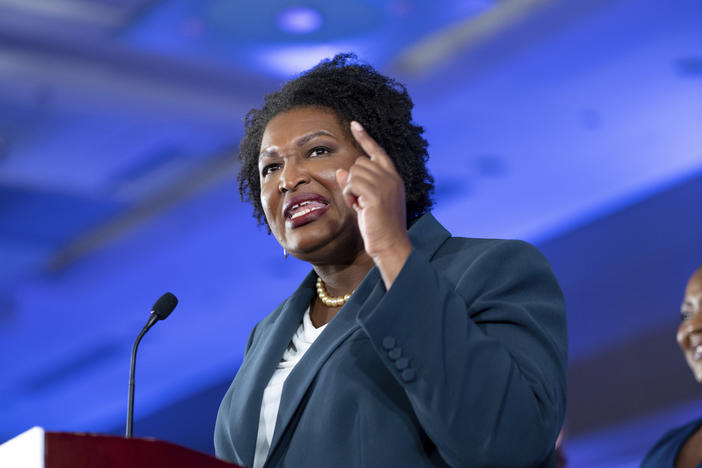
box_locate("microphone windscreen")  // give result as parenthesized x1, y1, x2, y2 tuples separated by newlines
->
(152, 292, 178, 320)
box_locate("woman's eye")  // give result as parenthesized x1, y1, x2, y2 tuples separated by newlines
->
(309, 146, 330, 157)
(681, 309, 694, 322)
(262, 163, 280, 176)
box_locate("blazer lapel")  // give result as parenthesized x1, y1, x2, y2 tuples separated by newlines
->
(267, 266, 387, 461)
(232, 272, 316, 465)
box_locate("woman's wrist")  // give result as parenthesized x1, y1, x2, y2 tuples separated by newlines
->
(371, 237, 413, 290)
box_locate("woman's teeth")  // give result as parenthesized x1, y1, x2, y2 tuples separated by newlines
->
(290, 206, 321, 219)
(288, 200, 325, 219)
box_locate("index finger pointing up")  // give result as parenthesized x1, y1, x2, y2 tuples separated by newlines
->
(350, 121, 395, 171)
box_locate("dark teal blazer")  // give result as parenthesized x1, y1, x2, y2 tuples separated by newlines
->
(215, 213, 567, 467)
(640, 417, 702, 468)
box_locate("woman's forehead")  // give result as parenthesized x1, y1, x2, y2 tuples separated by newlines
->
(260, 106, 347, 148)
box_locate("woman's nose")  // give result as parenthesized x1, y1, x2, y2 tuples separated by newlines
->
(693, 310, 702, 323)
(278, 160, 309, 192)
(689, 312, 702, 336)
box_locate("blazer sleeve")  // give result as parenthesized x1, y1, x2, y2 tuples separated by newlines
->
(356, 239, 567, 467)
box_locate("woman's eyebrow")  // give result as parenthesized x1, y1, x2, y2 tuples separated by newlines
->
(295, 130, 334, 147)
(258, 147, 278, 161)
(259, 130, 334, 160)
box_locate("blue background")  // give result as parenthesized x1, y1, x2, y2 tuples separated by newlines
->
(1, 0, 701, 466)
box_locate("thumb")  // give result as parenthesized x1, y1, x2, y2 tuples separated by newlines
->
(336, 168, 358, 210)
(336, 168, 349, 189)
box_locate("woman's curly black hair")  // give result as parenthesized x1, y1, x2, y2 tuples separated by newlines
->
(237, 53, 434, 227)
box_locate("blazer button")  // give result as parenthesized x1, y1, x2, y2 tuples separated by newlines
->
(388, 347, 402, 360)
(382, 336, 396, 350)
(395, 357, 409, 370)
(401, 369, 416, 382)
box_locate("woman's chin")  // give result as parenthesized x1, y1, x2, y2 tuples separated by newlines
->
(284, 234, 330, 257)
(283, 220, 362, 261)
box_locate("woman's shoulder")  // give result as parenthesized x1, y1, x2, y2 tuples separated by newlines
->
(243, 296, 298, 353)
(436, 235, 550, 271)
(641, 417, 702, 468)
(442, 236, 539, 252)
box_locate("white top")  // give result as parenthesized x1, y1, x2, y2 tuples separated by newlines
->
(253, 307, 326, 468)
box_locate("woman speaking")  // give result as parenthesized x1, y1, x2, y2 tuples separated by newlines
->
(214, 54, 567, 468)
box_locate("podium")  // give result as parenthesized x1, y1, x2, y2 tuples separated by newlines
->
(0, 427, 245, 468)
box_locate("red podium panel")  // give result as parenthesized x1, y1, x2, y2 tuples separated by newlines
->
(0, 427, 245, 468)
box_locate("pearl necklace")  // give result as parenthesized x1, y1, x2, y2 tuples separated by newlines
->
(316, 277, 353, 307)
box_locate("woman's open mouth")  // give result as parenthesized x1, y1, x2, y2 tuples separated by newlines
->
(284, 195, 329, 228)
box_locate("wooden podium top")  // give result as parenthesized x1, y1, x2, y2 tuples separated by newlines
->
(0, 427, 245, 468)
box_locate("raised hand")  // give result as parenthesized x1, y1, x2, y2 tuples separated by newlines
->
(335, 121, 413, 288)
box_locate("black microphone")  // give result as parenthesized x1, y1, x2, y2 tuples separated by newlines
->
(125, 292, 178, 438)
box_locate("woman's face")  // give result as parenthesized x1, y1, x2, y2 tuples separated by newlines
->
(258, 106, 365, 262)
(677, 268, 702, 382)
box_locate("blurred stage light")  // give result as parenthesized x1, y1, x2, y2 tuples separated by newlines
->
(276, 6, 323, 34)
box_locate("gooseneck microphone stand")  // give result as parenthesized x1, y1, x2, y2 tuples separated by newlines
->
(125, 292, 178, 438)
(126, 314, 159, 438)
